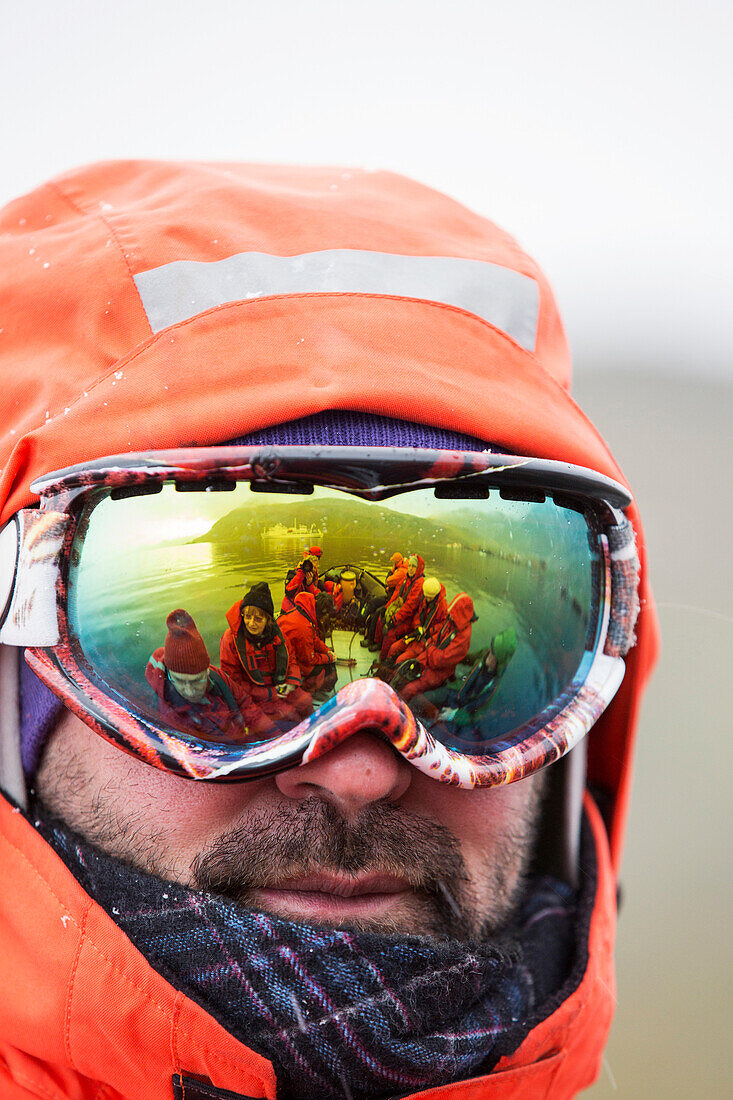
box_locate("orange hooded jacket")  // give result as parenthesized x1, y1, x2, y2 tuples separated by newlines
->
(0, 161, 659, 1099)
(278, 592, 334, 678)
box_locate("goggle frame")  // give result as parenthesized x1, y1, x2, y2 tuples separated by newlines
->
(0, 446, 638, 787)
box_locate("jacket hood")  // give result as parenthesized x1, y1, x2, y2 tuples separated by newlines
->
(225, 598, 276, 645)
(225, 600, 242, 632)
(410, 555, 425, 580)
(0, 159, 659, 866)
(447, 592, 475, 631)
(293, 591, 317, 623)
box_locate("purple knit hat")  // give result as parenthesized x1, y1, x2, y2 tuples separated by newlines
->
(19, 411, 487, 777)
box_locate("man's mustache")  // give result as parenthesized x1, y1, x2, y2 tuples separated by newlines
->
(190, 799, 478, 937)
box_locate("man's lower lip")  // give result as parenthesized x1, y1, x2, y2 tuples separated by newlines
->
(255, 887, 412, 919)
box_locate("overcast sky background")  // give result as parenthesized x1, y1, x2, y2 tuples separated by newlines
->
(2, 0, 730, 381)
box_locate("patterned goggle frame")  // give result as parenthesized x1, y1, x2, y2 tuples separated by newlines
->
(0, 447, 639, 787)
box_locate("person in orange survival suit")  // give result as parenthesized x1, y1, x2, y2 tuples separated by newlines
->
(281, 547, 322, 612)
(307, 545, 323, 582)
(278, 591, 338, 697)
(416, 628, 518, 728)
(379, 553, 425, 661)
(0, 161, 660, 1100)
(220, 582, 313, 721)
(393, 592, 477, 703)
(361, 551, 407, 649)
(146, 609, 276, 740)
(382, 575, 448, 669)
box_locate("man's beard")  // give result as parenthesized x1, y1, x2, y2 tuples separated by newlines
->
(36, 719, 545, 941)
(190, 798, 534, 939)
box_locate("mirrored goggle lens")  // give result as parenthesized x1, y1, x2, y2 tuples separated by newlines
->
(66, 481, 603, 756)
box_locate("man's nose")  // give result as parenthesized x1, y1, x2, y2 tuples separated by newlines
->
(274, 731, 412, 818)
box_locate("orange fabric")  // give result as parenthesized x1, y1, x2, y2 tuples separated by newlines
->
(392, 555, 426, 627)
(220, 600, 299, 689)
(278, 591, 334, 670)
(0, 795, 277, 1100)
(0, 162, 660, 1095)
(386, 563, 408, 590)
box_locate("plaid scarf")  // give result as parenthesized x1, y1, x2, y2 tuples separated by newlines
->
(35, 809, 578, 1100)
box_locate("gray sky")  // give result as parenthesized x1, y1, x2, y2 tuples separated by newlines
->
(2, 0, 730, 378)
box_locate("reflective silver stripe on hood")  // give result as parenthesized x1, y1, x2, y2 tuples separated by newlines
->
(133, 249, 540, 350)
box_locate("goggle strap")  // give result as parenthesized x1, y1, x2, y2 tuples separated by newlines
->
(605, 516, 640, 658)
(0, 509, 68, 646)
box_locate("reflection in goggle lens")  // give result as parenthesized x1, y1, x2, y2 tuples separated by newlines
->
(68, 482, 601, 754)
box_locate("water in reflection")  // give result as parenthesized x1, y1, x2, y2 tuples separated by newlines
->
(68, 483, 596, 748)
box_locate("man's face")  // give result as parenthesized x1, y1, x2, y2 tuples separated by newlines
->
(168, 668, 209, 703)
(36, 711, 546, 940)
(243, 606, 268, 636)
(406, 558, 417, 577)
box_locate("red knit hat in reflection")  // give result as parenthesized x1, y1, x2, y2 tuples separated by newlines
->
(163, 610, 210, 674)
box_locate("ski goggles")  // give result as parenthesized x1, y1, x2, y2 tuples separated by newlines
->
(0, 446, 639, 788)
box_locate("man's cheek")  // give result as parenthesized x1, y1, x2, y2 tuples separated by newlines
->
(137, 779, 272, 857)
(413, 776, 533, 838)
(418, 779, 543, 875)
(40, 713, 263, 864)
